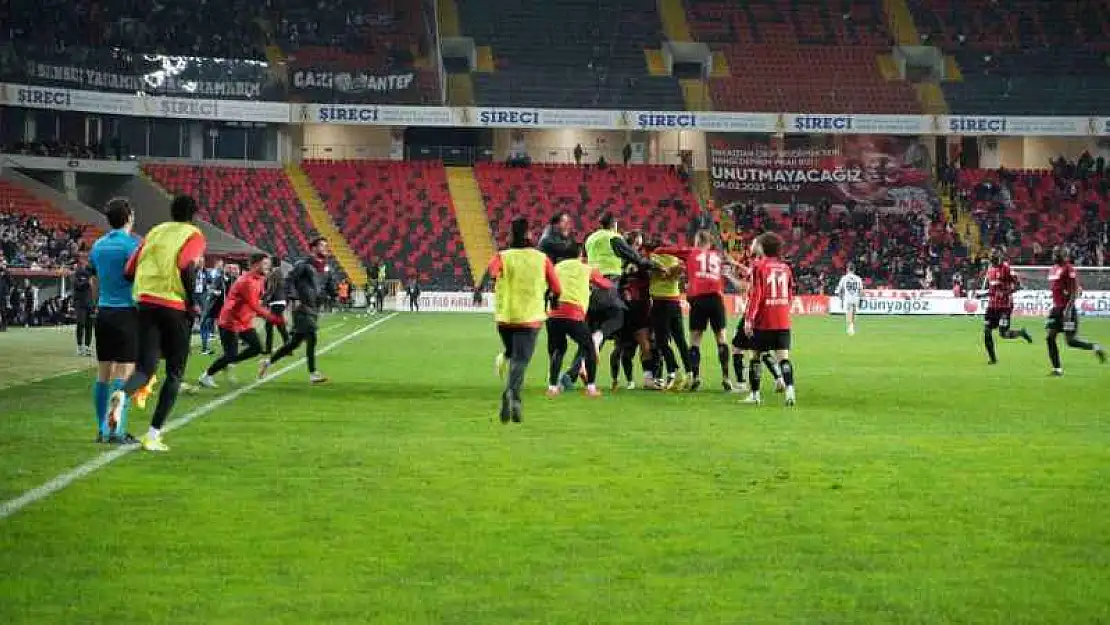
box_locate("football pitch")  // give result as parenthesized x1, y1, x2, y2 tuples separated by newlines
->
(1, 313, 1108, 624)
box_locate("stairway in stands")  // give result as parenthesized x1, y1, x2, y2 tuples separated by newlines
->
(445, 167, 495, 284)
(284, 164, 368, 285)
(881, 0, 952, 114)
(657, 0, 714, 111)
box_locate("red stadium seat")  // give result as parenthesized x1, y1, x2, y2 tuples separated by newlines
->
(142, 164, 315, 259)
(474, 163, 699, 247)
(301, 160, 471, 288)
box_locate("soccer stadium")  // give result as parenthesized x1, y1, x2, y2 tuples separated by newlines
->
(1, 0, 1109, 621)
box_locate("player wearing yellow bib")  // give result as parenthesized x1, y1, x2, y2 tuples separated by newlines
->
(107, 196, 206, 452)
(648, 243, 691, 389)
(561, 213, 657, 390)
(486, 217, 561, 424)
(546, 243, 613, 398)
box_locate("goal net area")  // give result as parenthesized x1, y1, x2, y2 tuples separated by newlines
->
(1012, 266, 1110, 292)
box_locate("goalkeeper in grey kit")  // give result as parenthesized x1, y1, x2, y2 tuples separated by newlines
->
(259, 236, 337, 384)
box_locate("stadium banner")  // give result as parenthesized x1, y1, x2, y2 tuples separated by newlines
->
(939, 115, 1090, 137)
(138, 96, 290, 123)
(829, 291, 1110, 316)
(1, 83, 136, 115)
(462, 107, 619, 130)
(785, 114, 931, 136)
(626, 111, 778, 133)
(390, 292, 492, 313)
(862, 289, 955, 299)
(290, 69, 417, 97)
(1011, 291, 1110, 318)
(708, 133, 937, 211)
(1094, 118, 1110, 136)
(830, 296, 980, 315)
(299, 103, 456, 126)
(6, 50, 277, 99)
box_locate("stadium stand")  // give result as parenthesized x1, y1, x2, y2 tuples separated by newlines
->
(269, 0, 441, 104)
(954, 161, 1109, 266)
(909, 0, 1110, 115)
(0, 181, 96, 269)
(684, 0, 920, 113)
(455, 0, 685, 109)
(1, 0, 278, 98)
(474, 163, 698, 246)
(142, 164, 315, 259)
(722, 198, 970, 293)
(301, 160, 472, 288)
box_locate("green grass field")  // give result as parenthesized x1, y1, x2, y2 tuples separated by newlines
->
(1, 312, 1109, 624)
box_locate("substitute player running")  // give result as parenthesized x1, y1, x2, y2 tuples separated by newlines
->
(742, 232, 797, 406)
(488, 217, 561, 423)
(88, 198, 142, 444)
(656, 230, 735, 391)
(259, 236, 336, 384)
(834, 263, 863, 336)
(107, 195, 206, 452)
(198, 254, 285, 389)
(263, 257, 288, 354)
(980, 248, 1032, 364)
(1045, 245, 1106, 375)
(547, 243, 610, 398)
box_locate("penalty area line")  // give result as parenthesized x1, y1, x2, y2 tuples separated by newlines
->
(0, 313, 398, 521)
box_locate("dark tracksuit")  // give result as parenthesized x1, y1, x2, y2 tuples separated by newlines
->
(268, 258, 335, 373)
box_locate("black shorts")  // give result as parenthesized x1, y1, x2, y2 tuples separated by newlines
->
(688, 294, 727, 333)
(546, 317, 593, 354)
(753, 329, 792, 352)
(731, 324, 756, 350)
(1046, 305, 1078, 334)
(75, 305, 93, 325)
(624, 299, 651, 333)
(95, 307, 138, 363)
(292, 309, 319, 334)
(984, 307, 1013, 330)
(268, 302, 287, 317)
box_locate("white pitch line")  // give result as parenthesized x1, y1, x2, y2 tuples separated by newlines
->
(0, 313, 398, 521)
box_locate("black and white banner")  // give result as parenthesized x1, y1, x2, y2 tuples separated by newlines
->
(15, 56, 275, 99)
(290, 68, 421, 103)
(292, 70, 415, 94)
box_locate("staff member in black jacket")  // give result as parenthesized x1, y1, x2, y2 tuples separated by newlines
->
(406, 280, 421, 312)
(263, 257, 289, 354)
(259, 237, 336, 384)
(537, 212, 577, 263)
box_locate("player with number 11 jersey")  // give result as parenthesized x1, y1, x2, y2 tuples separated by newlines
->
(743, 232, 797, 406)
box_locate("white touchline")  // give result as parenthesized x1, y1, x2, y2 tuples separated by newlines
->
(0, 313, 398, 521)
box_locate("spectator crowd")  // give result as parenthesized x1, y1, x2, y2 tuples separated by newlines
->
(0, 213, 87, 270)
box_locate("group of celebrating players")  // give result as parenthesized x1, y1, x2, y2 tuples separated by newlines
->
(484, 210, 1108, 423)
(77, 193, 1106, 444)
(484, 212, 798, 424)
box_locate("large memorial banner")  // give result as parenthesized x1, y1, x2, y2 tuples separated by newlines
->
(709, 134, 936, 211)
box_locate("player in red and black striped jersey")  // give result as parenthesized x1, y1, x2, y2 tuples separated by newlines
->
(654, 230, 737, 392)
(610, 231, 655, 390)
(741, 232, 796, 406)
(1045, 246, 1106, 375)
(978, 248, 1032, 364)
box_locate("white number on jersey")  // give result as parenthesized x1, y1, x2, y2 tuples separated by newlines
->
(695, 251, 722, 278)
(766, 268, 789, 299)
